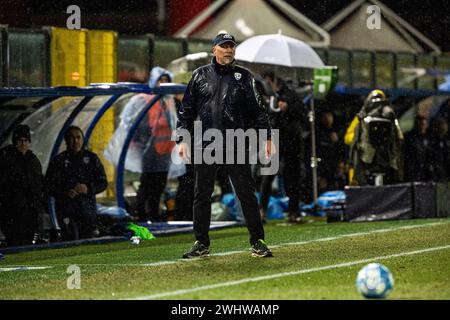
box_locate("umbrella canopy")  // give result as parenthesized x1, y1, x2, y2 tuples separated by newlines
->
(166, 52, 213, 83)
(438, 75, 450, 92)
(235, 32, 324, 69)
(166, 52, 212, 75)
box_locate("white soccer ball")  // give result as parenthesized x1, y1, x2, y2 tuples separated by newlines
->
(130, 236, 141, 245)
(356, 263, 394, 299)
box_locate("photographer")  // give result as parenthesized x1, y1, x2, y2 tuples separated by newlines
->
(349, 90, 403, 186)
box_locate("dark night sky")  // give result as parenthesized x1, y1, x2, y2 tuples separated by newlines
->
(285, 0, 450, 52)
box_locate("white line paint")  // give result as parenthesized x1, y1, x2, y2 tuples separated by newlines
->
(2, 221, 448, 270)
(0, 266, 52, 272)
(77, 220, 450, 267)
(127, 244, 450, 300)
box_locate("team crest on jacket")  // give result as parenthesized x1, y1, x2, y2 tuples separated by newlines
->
(83, 157, 90, 165)
(234, 72, 242, 80)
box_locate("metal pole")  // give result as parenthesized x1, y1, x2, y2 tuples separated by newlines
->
(309, 95, 319, 205)
(116, 95, 162, 209)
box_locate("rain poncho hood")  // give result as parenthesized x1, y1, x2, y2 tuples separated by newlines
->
(148, 66, 174, 88)
(104, 66, 185, 177)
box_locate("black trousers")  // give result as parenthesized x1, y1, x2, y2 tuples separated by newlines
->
(282, 152, 302, 213)
(175, 165, 194, 221)
(59, 215, 95, 241)
(193, 163, 264, 246)
(260, 152, 301, 215)
(135, 171, 168, 221)
(1, 205, 37, 247)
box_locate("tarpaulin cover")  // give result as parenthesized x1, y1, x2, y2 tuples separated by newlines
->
(344, 183, 413, 222)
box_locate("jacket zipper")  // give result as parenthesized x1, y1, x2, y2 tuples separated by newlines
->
(216, 74, 222, 128)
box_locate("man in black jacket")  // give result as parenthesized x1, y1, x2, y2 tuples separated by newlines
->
(45, 126, 107, 240)
(429, 117, 449, 182)
(177, 33, 274, 258)
(404, 115, 432, 182)
(0, 125, 45, 246)
(259, 71, 304, 224)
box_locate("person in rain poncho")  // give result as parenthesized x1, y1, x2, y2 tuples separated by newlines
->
(105, 67, 179, 222)
(347, 90, 403, 186)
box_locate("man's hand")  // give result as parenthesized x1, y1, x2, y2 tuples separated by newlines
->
(330, 132, 339, 143)
(178, 142, 191, 163)
(74, 183, 88, 194)
(265, 139, 276, 159)
(68, 189, 79, 199)
(278, 100, 288, 112)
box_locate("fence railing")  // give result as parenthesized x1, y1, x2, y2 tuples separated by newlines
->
(0, 83, 187, 229)
(1, 25, 449, 92)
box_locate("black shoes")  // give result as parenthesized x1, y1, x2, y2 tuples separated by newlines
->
(183, 239, 273, 259)
(288, 212, 304, 224)
(182, 241, 210, 259)
(251, 239, 273, 258)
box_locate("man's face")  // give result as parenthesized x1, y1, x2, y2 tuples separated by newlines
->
(67, 129, 83, 153)
(321, 112, 334, 127)
(418, 118, 428, 135)
(158, 75, 170, 86)
(16, 138, 30, 155)
(213, 42, 236, 65)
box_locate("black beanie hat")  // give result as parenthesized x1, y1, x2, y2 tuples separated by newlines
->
(12, 124, 31, 144)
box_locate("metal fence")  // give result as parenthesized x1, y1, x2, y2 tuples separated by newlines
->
(0, 26, 449, 93)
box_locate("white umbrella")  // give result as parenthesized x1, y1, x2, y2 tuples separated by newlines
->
(236, 32, 325, 208)
(235, 32, 324, 69)
(166, 52, 212, 75)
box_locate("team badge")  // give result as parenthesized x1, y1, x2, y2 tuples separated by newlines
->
(83, 157, 90, 165)
(234, 72, 242, 80)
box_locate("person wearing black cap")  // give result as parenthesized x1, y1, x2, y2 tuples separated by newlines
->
(177, 33, 274, 258)
(45, 126, 107, 240)
(0, 124, 46, 246)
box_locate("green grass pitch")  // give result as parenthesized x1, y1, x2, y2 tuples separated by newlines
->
(1, 217, 449, 300)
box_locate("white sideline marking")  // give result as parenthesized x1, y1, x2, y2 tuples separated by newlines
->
(0, 266, 52, 272)
(26, 220, 447, 268)
(2, 221, 447, 270)
(119, 221, 450, 267)
(127, 244, 450, 300)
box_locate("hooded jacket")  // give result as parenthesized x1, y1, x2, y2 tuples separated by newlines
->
(138, 66, 177, 172)
(104, 66, 178, 173)
(177, 58, 271, 148)
(350, 98, 404, 185)
(148, 66, 174, 88)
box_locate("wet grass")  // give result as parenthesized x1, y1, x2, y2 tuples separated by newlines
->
(0, 218, 449, 300)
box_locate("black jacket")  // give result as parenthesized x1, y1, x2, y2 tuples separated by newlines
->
(404, 131, 432, 182)
(0, 145, 45, 217)
(429, 134, 449, 182)
(270, 81, 304, 156)
(177, 58, 271, 147)
(45, 149, 107, 219)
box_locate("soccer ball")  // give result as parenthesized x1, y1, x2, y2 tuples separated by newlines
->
(130, 236, 141, 245)
(356, 263, 394, 299)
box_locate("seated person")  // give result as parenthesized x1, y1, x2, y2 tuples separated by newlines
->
(46, 126, 107, 240)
